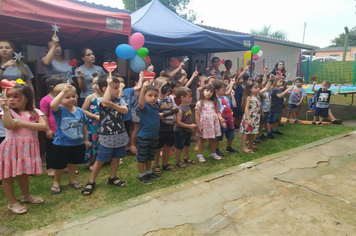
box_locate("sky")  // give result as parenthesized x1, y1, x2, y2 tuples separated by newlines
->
(82, 0, 356, 48)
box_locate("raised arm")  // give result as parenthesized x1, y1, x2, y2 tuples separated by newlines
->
(261, 66, 269, 87)
(42, 35, 59, 67)
(50, 84, 72, 112)
(139, 81, 149, 110)
(185, 70, 199, 88)
(165, 61, 185, 78)
(0, 98, 15, 130)
(334, 84, 343, 96)
(225, 78, 235, 95)
(101, 76, 128, 114)
(231, 90, 237, 108)
(311, 81, 317, 93)
(276, 85, 294, 98)
(134, 71, 144, 91)
(260, 74, 275, 94)
(76, 69, 87, 92)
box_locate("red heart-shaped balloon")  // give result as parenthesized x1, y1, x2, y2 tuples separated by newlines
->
(172, 59, 180, 67)
(240, 67, 244, 72)
(302, 73, 306, 77)
(103, 62, 117, 73)
(144, 56, 151, 64)
(143, 70, 156, 80)
(236, 70, 238, 74)
(220, 59, 226, 64)
(311, 76, 317, 81)
(1, 79, 16, 90)
(68, 59, 78, 67)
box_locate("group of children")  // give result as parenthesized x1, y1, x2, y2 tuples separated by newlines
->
(0, 60, 340, 214)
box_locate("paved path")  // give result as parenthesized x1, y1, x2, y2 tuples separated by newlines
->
(25, 131, 356, 236)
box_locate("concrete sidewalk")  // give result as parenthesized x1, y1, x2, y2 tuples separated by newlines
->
(25, 131, 356, 236)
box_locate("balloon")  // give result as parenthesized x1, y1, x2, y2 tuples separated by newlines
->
(144, 56, 151, 63)
(130, 54, 146, 73)
(251, 45, 260, 55)
(116, 44, 136, 59)
(257, 50, 263, 57)
(244, 51, 251, 59)
(252, 55, 259, 60)
(130, 33, 145, 50)
(137, 47, 149, 58)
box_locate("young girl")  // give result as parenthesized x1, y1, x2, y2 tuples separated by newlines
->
(0, 83, 47, 214)
(50, 83, 90, 194)
(195, 75, 206, 102)
(195, 84, 226, 162)
(82, 74, 103, 168)
(40, 75, 64, 177)
(240, 77, 273, 154)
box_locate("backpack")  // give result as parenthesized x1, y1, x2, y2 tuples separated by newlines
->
(309, 94, 317, 111)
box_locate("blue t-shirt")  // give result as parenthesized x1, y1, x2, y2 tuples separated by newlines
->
(137, 102, 160, 139)
(233, 84, 243, 111)
(52, 106, 88, 146)
(122, 88, 134, 121)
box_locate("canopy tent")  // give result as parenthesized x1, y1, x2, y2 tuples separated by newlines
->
(0, 0, 131, 49)
(131, 0, 254, 56)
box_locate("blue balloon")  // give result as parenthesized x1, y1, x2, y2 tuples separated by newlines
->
(115, 44, 136, 59)
(130, 54, 146, 73)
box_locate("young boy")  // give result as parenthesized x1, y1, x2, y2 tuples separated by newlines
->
(82, 74, 128, 196)
(213, 80, 238, 156)
(174, 87, 196, 167)
(286, 78, 306, 124)
(311, 81, 342, 125)
(267, 77, 294, 139)
(136, 81, 162, 184)
(153, 78, 179, 173)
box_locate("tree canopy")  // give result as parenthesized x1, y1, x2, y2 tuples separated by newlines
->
(329, 26, 356, 47)
(250, 25, 287, 39)
(123, 0, 196, 22)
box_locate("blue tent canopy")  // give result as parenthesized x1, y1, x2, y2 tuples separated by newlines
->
(131, 0, 254, 56)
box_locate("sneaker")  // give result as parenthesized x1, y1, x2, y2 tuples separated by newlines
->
(318, 122, 323, 126)
(216, 149, 224, 157)
(126, 149, 135, 156)
(294, 120, 299, 124)
(211, 154, 222, 160)
(259, 134, 267, 142)
(272, 130, 284, 135)
(139, 175, 152, 185)
(147, 172, 162, 181)
(267, 133, 275, 139)
(262, 127, 267, 132)
(198, 156, 206, 162)
(286, 119, 290, 124)
(226, 147, 239, 153)
(311, 122, 316, 125)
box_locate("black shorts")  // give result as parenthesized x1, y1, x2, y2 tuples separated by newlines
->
(125, 120, 132, 137)
(174, 130, 192, 150)
(53, 144, 86, 169)
(45, 137, 55, 169)
(157, 131, 175, 149)
(314, 107, 328, 118)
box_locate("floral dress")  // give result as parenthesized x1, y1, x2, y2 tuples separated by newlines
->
(84, 96, 100, 164)
(240, 96, 260, 134)
(195, 100, 221, 138)
(0, 109, 43, 179)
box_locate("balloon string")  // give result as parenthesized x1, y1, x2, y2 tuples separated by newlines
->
(4, 89, 7, 99)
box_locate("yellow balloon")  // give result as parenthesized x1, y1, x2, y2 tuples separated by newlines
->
(244, 51, 252, 59)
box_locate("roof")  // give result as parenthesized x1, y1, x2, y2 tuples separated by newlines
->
(199, 25, 319, 50)
(130, 0, 254, 56)
(0, 0, 131, 48)
(68, 0, 132, 14)
(315, 46, 354, 52)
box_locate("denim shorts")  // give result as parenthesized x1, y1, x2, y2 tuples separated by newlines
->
(136, 137, 158, 163)
(314, 107, 328, 118)
(288, 104, 301, 111)
(268, 111, 281, 124)
(96, 144, 126, 162)
(216, 128, 235, 141)
(174, 130, 192, 150)
(260, 112, 269, 125)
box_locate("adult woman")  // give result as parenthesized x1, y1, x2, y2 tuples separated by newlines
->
(205, 57, 222, 79)
(74, 48, 105, 106)
(271, 61, 286, 79)
(0, 40, 35, 94)
(164, 57, 186, 81)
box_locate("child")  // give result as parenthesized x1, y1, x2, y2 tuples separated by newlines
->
(130, 75, 142, 153)
(196, 75, 206, 102)
(153, 78, 179, 173)
(0, 83, 46, 214)
(233, 73, 249, 129)
(82, 74, 103, 167)
(82, 75, 129, 196)
(267, 77, 294, 139)
(50, 83, 90, 194)
(195, 84, 226, 162)
(170, 80, 181, 106)
(213, 80, 238, 157)
(240, 78, 272, 153)
(174, 87, 196, 167)
(311, 81, 341, 125)
(136, 81, 162, 184)
(286, 78, 306, 124)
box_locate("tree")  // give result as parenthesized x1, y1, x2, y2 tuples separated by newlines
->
(250, 25, 287, 39)
(329, 26, 356, 47)
(123, 0, 197, 22)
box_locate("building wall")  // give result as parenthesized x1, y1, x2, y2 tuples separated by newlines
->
(315, 48, 356, 61)
(213, 41, 300, 80)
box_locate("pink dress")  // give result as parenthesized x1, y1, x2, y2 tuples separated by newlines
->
(195, 100, 221, 138)
(0, 109, 43, 179)
(240, 96, 260, 134)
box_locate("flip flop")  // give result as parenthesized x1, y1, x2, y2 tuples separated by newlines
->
(51, 185, 61, 194)
(69, 182, 83, 190)
(242, 149, 254, 154)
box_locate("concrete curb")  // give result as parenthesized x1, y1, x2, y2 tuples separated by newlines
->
(22, 132, 353, 236)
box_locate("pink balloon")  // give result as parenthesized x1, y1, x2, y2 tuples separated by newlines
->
(252, 55, 259, 60)
(129, 33, 145, 50)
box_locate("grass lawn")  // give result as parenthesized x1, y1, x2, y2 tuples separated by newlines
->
(0, 124, 354, 231)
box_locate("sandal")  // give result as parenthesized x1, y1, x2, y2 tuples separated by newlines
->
(7, 203, 27, 214)
(69, 182, 83, 190)
(153, 166, 162, 174)
(193, 146, 199, 152)
(21, 195, 44, 204)
(82, 182, 95, 196)
(176, 161, 186, 168)
(162, 164, 176, 171)
(242, 149, 254, 154)
(108, 177, 126, 187)
(51, 185, 61, 194)
(183, 158, 195, 164)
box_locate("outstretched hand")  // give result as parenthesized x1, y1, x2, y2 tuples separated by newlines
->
(62, 84, 72, 94)
(0, 97, 9, 110)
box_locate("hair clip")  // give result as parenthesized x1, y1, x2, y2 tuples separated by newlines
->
(252, 76, 259, 82)
(15, 78, 26, 84)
